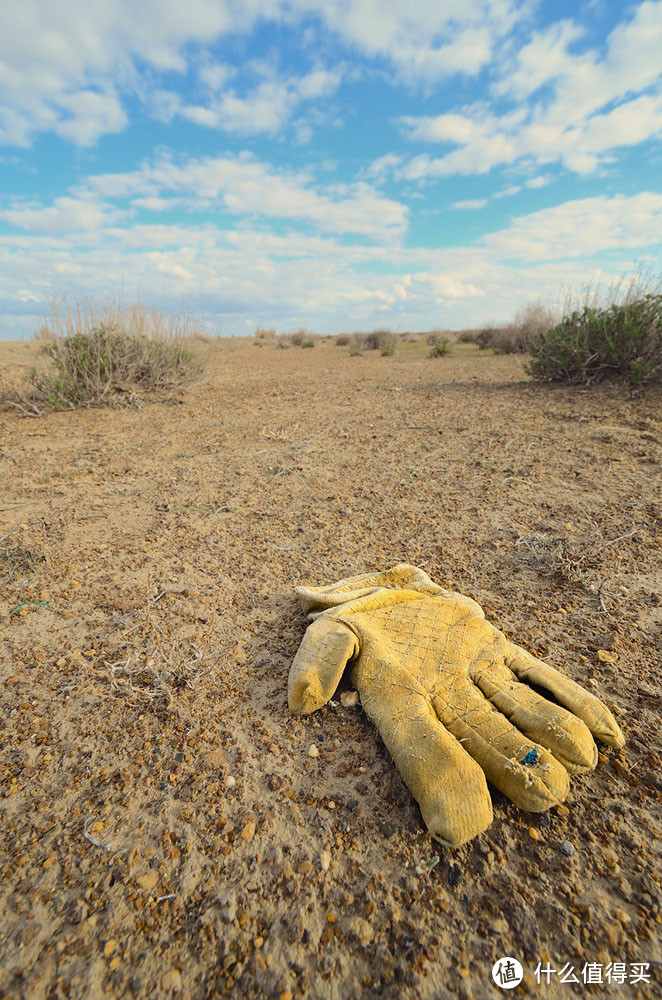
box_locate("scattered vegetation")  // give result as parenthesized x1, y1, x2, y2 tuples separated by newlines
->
(527, 291, 662, 386)
(457, 331, 479, 344)
(362, 329, 395, 353)
(491, 303, 556, 355)
(476, 327, 498, 350)
(290, 328, 316, 347)
(254, 326, 277, 343)
(429, 339, 451, 358)
(335, 334, 350, 346)
(1, 531, 39, 584)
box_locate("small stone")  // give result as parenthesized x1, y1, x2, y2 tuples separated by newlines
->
(381, 821, 396, 838)
(601, 846, 619, 868)
(560, 840, 575, 857)
(528, 827, 540, 841)
(104, 939, 118, 957)
(348, 916, 374, 946)
(161, 968, 182, 991)
(556, 804, 569, 818)
(447, 863, 463, 887)
(340, 690, 359, 707)
(57, 657, 66, 667)
(347, 798, 359, 812)
(226, 775, 236, 788)
(137, 872, 157, 890)
(597, 649, 618, 663)
(241, 820, 256, 841)
(320, 849, 331, 871)
(308, 744, 319, 758)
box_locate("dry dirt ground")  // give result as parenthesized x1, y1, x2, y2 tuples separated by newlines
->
(0, 338, 661, 1000)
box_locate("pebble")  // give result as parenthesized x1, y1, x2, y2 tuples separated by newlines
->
(347, 798, 359, 812)
(320, 849, 331, 871)
(137, 872, 157, 890)
(348, 916, 374, 946)
(448, 863, 463, 887)
(161, 969, 182, 991)
(528, 827, 540, 841)
(226, 776, 236, 788)
(241, 820, 256, 840)
(308, 745, 319, 758)
(104, 939, 118, 957)
(340, 690, 359, 707)
(560, 840, 575, 857)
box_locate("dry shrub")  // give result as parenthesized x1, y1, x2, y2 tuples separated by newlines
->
(254, 326, 277, 342)
(457, 330, 479, 344)
(290, 328, 316, 347)
(476, 327, 498, 350)
(335, 334, 350, 346)
(365, 329, 398, 354)
(493, 303, 555, 354)
(429, 339, 451, 358)
(2, 297, 204, 413)
(528, 288, 662, 386)
(426, 331, 449, 347)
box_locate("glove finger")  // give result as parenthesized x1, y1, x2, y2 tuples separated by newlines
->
(505, 646, 625, 749)
(473, 668, 598, 774)
(432, 684, 569, 813)
(361, 687, 493, 848)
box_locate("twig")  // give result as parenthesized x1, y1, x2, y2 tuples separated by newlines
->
(2, 397, 42, 418)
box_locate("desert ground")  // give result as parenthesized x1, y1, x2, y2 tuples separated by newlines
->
(0, 336, 660, 1000)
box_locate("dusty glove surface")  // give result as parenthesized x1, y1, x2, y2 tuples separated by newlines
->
(288, 564, 624, 847)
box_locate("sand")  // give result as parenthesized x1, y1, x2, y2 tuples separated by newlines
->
(1, 338, 660, 999)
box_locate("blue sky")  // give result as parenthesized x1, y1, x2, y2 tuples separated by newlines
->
(1, 0, 661, 339)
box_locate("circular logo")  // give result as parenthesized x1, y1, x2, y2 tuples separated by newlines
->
(492, 957, 524, 989)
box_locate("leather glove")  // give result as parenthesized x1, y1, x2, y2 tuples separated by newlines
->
(288, 564, 624, 847)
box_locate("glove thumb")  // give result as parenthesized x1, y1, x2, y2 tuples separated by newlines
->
(288, 617, 359, 715)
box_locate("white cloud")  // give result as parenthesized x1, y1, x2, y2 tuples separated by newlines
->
(313, 1, 523, 82)
(54, 89, 128, 147)
(399, 3, 662, 178)
(0, 196, 120, 233)
(452, 198, 488, 210)
(482, 192, 662, 260)
(68, 152, 409, 240)
(0, 1, 526, 146)
(177, 66, 343, 136)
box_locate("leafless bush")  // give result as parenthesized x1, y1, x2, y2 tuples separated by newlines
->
(365, 329, 398, 353)
(493, 303, 556, 354)
(254, 326, 277, 342)
(290, 328, 316, 347)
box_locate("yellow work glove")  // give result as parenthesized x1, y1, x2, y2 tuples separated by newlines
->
(288, 564, 624, 847)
